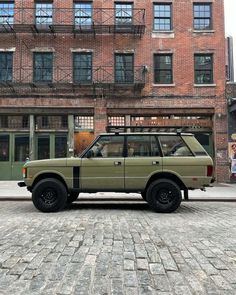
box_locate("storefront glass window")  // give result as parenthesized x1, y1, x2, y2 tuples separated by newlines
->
(55, 135, 67, 158)
(15, 136, 29, 162)
(37, 136, 50, 160)
(0, 134, 9, 161)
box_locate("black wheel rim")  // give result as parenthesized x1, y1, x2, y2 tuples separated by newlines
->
(156, 188, 175, 205)
(40, 188, 58, 205)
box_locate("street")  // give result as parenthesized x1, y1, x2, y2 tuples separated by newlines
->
(0, 187, 236, 294)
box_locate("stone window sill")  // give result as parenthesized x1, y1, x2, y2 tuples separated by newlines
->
(152, 84, 175, 87)
(194, 84, 216, 87)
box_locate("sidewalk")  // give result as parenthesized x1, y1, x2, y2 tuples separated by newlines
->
(0, 181, 235, 201)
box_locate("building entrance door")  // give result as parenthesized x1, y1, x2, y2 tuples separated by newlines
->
(0, 133, 29, 180)
(0, 134, 11, 180)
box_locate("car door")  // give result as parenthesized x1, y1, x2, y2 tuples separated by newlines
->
(80, 135, 125, 191)
(124, 135, 163, 190)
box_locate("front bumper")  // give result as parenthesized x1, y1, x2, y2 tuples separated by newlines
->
(18, 181, 26, 187)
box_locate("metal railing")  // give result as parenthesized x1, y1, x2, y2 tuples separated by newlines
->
(0, 7, 145, 35)
(0, 66, 146, 88)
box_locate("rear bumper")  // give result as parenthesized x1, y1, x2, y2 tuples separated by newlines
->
(18, 181, 26, 187)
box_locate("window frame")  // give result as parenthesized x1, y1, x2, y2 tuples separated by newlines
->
(0, 1, 14, 25)
(154, 54, 173, 84)
(0, 52, 13, 82)
(33, 52, 53, 83)
(115, 53, 134, 84)
(193, 3, 212, 31)
(85, 135, 125, 158)
(153, 3, 172, 31)
(74, 2, 93, 26)
(35, 1, 53, 26)
(115, 2, 133, 26)
(158, 135, 193, 157)
(126, 135, 161, 157)
(73, 52, 92, 83)
(194, 53, 213, 84)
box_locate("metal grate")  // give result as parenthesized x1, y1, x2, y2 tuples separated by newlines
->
(74, 116, 94, 130)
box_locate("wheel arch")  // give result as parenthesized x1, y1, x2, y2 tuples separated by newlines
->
(145, 172, 187, 193)
(31, 173, 68, 192)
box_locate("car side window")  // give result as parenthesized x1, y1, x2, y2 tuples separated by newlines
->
(158, 135, 192, 157)
(126, 135, 160, 157)
(86, 136, 124, 158)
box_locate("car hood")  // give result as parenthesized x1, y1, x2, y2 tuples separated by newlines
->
(24, 158, 68, 168)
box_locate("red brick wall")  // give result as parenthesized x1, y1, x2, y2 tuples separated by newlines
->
(0, 0, 228, 182)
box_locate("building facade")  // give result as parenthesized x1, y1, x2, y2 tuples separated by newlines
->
(0, 0, 228, 181)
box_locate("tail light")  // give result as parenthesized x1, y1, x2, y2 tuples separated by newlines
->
(207, 165, 213, 177)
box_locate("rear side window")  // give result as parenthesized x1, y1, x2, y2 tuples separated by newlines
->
(183, 135, 208, 156)
(158, 135, 193, 157)
(126, 135, 160, 157)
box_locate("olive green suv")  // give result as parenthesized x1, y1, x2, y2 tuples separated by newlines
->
(18, 132, 214, 213)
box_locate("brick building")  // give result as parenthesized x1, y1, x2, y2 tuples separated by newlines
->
(0, 0, 228, 181)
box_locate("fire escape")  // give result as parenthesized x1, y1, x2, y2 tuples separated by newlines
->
(0, 5, 146, 96)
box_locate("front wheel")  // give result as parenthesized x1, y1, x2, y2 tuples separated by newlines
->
(146, 179, 182, 213)
(32, 178, 67, 212)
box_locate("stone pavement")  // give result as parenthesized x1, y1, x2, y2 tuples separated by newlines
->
(0, 182, 236, 294)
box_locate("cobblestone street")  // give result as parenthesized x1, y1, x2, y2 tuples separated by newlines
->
(0, 198, 236, 295)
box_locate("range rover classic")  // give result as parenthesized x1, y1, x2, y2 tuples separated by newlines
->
(18, 132, 214, 213)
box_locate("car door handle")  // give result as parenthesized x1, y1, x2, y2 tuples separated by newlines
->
(152, 161, 160, 165)
(114, 161, 122, 166)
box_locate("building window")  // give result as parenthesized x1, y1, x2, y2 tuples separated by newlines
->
(14, 136, 29, 162)
(0, 2, 14, 25)
(154, 54, 173, 84)
(0, 52, 13, 82)
(115, 54, 134, 83)
(153, 3, 172, 31)
(61, 115, 68, 128)
(74, 116, 94, 129)
(115, 3, 133, 25)
(22, 115, 29, 128)
(193, 3, 212, 30)
(108, 116, 125, 126)
(74, 2, 92, 26)
(35, 2, 53, 26)
(73, 53, 92, 83)
(0, 134, 9, 161)
(37, 136, 50, 160)
(194, 54, 213, 84)
(0, 115, 8, 128)
(41, 116, 49, 128)
(33, 52, 53, 82)
(55, 135, 67, 158)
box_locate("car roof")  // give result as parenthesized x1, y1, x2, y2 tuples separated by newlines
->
(99, 132, 194, 136)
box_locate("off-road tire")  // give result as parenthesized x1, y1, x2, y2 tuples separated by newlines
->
(146, 179, 182, 213)
(67, 192, 79, 204)
(32, 178, 67, 212)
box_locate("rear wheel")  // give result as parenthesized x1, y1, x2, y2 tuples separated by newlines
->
(32, 178, 67, 212)
(146, 179, 182, 213)
(67, 192, 79, 204)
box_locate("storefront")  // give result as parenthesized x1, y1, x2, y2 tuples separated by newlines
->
(0, 114, 95, 180)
